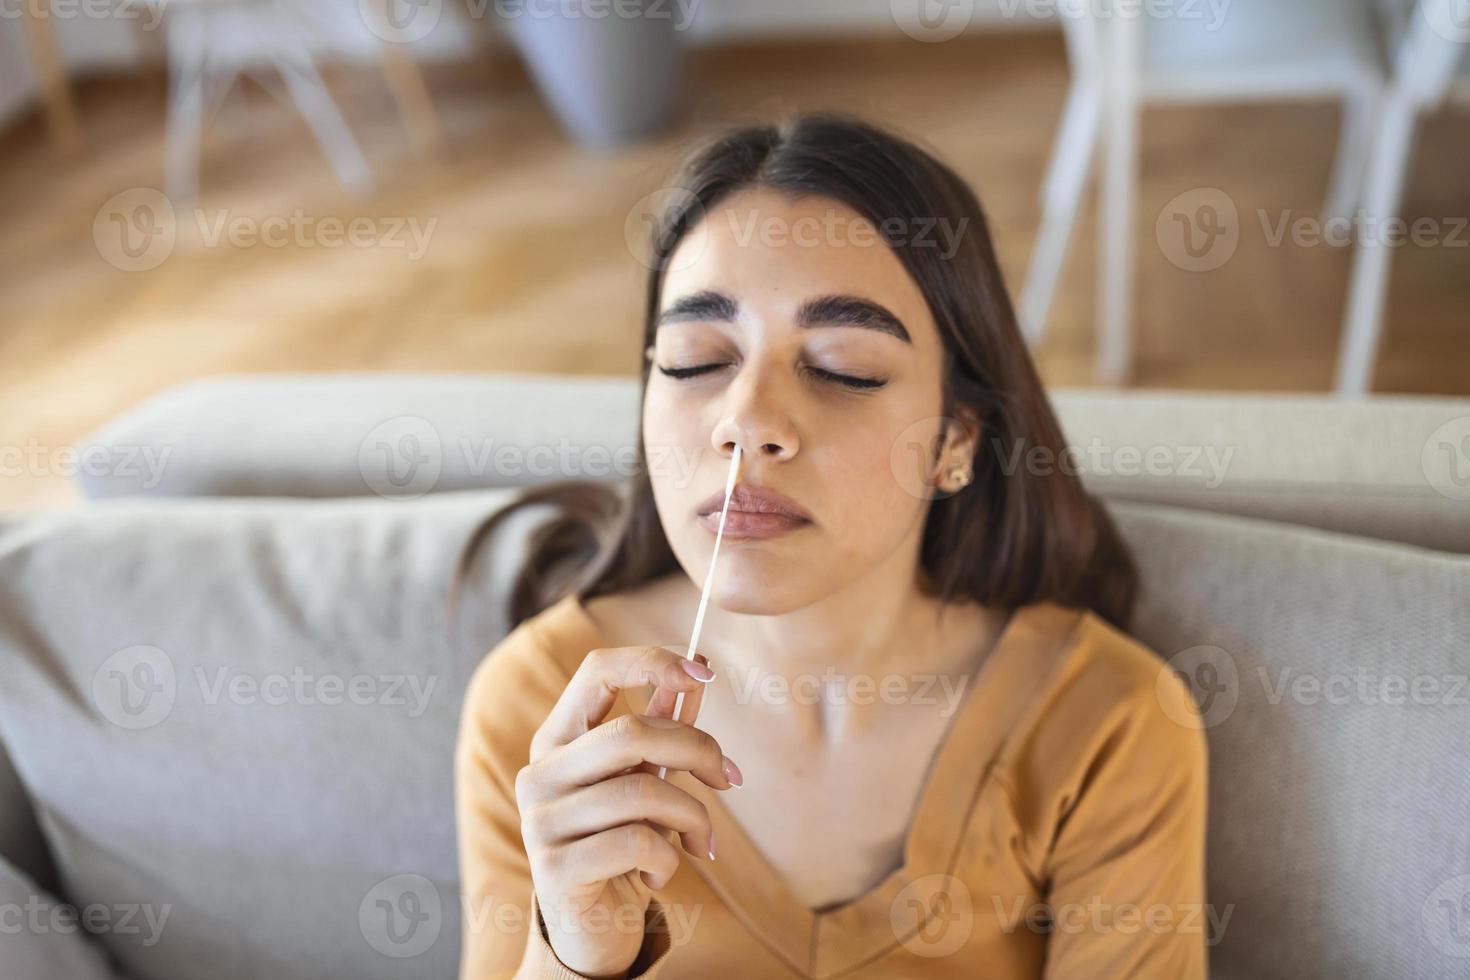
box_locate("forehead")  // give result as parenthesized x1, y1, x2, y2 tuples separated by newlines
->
(661, 188, 938, 351)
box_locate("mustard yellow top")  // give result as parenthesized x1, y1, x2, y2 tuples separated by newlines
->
(455, 593, 1209, 979)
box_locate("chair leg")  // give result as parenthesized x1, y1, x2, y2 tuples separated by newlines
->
(270, 54, 373, 195)
(164, 11, 209, 208)
(1323, 85, 1380, 224)
(1019, 82, 1101, 345)
(1097, 20, 1140, 386)
(1335, 86, 1419, 397)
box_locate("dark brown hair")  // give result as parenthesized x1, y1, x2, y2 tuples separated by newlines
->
(452, 110, 1137, 634)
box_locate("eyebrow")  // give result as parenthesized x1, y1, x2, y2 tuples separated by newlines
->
(656, 289, 912, 344)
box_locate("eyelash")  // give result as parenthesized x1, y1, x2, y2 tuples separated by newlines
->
(657, 363, 888, 391)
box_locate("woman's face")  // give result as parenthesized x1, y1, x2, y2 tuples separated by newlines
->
(643, 187, 971, 615)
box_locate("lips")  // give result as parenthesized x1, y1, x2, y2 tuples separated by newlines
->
(695, 483, 813, 523)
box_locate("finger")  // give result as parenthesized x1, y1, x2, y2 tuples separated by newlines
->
(551, 823, 682, 891)
(647, 653, 710, 725)
(541, 713, 737, 793)
(533, 646, 714, 757)
(526, 773, 713, 860)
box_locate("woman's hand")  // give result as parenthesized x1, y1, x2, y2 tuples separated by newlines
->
(514, 645, 742, 977)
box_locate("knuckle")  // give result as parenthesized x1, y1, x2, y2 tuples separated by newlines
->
(513, 764, 537, 805)
(610, 712, 645, 741)
(621, 772, 658, 805)
(622, 823, 654, 859)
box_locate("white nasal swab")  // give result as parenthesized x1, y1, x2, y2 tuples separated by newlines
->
(657, 443, 742, 781)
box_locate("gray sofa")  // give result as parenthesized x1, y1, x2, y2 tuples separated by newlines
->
(2, 373, 1468, 980)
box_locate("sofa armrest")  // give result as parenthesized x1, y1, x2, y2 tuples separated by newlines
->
(75, 373, 1470, 554)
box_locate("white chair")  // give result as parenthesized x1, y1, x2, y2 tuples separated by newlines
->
(153, 0, 373, 207)
(1020, 0, 1388, 385)
(1335, 0, 1470, 396)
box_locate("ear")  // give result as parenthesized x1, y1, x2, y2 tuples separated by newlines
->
(940, 404, 982, 468)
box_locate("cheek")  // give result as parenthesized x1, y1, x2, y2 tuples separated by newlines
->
(806, 415, 929, 549)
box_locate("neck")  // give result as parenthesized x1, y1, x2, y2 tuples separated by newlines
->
(679, 552, 1001, 743)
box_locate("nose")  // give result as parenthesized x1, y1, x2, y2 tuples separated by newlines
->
(709, 373, 799, 464)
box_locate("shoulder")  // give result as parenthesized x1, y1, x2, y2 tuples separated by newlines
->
(456, 595, 599, 765)
(1000, 604, 1208, 816)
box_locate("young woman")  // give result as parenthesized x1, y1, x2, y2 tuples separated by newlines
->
(453, 111, 1208, 979)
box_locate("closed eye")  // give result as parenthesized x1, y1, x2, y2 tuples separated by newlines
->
(656, 362, 887, 392)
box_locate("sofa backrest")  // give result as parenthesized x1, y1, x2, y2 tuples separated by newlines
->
(1, 489, 1467, 980)
(74, 374, 1470, 555)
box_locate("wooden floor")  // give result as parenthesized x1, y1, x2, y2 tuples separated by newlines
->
(2, 31, 1468, 510)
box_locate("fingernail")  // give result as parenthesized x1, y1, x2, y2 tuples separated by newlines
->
(708, 827, 717, 861)
(722, 756, 744, 788)
(681, 659, 715, 683)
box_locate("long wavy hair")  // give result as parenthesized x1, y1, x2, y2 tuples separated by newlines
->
(451, 110, 1137, 634)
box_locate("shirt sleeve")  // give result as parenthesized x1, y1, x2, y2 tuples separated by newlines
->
(453, 625, 673, 980)
(1033, 644, 1211, 980)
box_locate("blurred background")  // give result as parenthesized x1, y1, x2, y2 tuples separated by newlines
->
(2, 0, 1468, 511)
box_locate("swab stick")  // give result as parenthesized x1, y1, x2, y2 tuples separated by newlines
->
(657, 443, 741, 781)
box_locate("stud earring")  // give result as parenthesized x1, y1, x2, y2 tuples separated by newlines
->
(944, 465, 973, 492)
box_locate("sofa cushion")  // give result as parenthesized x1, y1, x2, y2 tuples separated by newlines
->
(0, 492, 1466, 980)
(0, 490, 545, 980)
(74, 375, 1470, 555)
